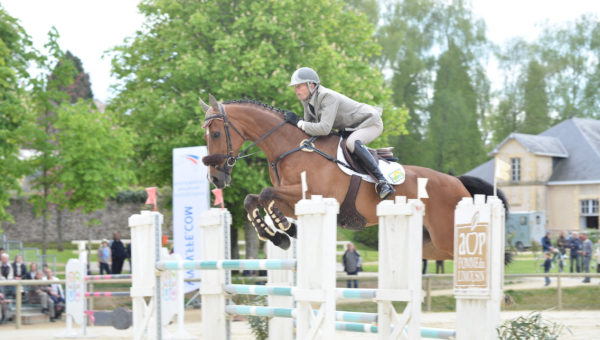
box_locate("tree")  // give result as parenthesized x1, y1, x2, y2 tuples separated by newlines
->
(59, 51, 94, 103)
(108, 0, 407, 227)
(522, 59, 550, 134)
(0, 6, 35, 225)
(427, 42, 485, 174)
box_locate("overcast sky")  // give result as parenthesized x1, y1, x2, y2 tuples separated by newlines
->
(2, 0, 599, 102)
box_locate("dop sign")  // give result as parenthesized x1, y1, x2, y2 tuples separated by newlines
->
(454, 208, 491, 295)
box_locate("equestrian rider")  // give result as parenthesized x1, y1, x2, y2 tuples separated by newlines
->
(285, 67, 395, 200)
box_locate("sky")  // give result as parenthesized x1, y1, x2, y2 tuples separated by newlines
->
(2, 0, 599, 103)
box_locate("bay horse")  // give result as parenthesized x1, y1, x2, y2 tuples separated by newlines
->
(200, 94, 507, 260)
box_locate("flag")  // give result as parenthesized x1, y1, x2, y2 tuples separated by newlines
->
(417, 178, 429, 199)
(212, 188, 224, 209)
(495, 158, 511, 181)
(145, 187, 157, 211)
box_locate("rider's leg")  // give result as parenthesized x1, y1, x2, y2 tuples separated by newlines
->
(347, 125, 395, 200)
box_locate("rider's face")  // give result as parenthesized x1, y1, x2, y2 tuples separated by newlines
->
(293, 83, 313, 101)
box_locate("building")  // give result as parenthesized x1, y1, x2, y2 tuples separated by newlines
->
(466, 118, 600, 232)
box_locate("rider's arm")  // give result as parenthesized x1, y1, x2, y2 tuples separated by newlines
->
(300, 94, 339, 136)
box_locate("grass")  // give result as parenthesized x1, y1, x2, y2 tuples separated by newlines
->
(337, 286, 600, 312)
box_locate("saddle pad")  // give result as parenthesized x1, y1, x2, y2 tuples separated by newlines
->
(336, 139, 406, 185)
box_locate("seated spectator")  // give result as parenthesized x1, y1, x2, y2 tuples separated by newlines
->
(0, 291, 8, 324)
(26, 271, 52, 318)
(23, 263, 39, 280)
(0, 253, 15, 298)
(12, 255, 28, 280)
(44, 269, 65, 321)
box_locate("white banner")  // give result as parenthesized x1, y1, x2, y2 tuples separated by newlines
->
(173, 146, 209, 293)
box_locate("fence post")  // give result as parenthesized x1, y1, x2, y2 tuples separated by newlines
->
(294, 195, 338, 340)
(557, 273, 562, 310)
(16, 281, 22, 329)
(426, 276, 432, 312)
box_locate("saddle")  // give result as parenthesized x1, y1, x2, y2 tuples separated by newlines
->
(337, 138, 400, 231)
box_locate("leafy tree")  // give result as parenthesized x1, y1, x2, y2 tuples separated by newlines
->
(108, 0, 407, 226)
(427, 42, 484, 174)
(58, 50, 94, 103)
(0, 6, 35, 225)
(522, 59, 550, 134)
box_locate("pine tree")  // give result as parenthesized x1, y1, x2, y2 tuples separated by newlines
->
(521, 59, 550, 134)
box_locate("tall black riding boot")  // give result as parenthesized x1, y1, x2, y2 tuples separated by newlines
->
(353, 141, 395, 200)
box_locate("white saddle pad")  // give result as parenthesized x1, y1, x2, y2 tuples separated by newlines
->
(336, 139, 406, 185)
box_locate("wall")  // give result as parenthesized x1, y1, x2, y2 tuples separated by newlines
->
(0, 198, 172, 243)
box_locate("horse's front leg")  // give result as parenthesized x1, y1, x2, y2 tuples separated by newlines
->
(258, 185, 302, 238)
(244, 193, 291, 250)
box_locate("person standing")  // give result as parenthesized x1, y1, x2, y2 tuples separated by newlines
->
(555, 231, 568, 272)
(543, 252, 552, 286)
(568, 231, 582, 273)
(581, 233, 593, 283)
(97, 240, 112, 275)
(342, 242, 362, 288)
(110, 232, 127, 274)
(541, 231, 553, 252)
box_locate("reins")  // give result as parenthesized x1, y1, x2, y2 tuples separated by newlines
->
(204, 103, 352, 185)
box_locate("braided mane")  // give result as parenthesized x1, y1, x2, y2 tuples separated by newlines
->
(223, 99, 296, 117)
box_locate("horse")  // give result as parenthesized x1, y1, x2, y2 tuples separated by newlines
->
(200, 94, 508, 260)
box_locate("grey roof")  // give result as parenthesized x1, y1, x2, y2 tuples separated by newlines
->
(465, 118, 600, 183)
(489, 133, 568, 157)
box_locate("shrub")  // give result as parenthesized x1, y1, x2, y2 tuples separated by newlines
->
(353, 225, 378, 248)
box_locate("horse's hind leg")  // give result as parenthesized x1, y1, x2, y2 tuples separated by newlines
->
(258, 185, 302, 238)
(244, 194, 291, 250)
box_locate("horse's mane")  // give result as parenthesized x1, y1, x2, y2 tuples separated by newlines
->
(223, 99, 296, 118)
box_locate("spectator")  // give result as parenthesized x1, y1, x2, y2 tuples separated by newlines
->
(435, 260, 445, 274)
(555, 231, 568, 272)
(543, 252, 552, 286)
(568, 231, 582, 273)
(23, 263, 39, 280)
(26, 271, 52, 318)
(126, 242, 132, 273)
(581, 233, 593, 283)
(541, 231, 553, 252)
(12, 254, 28, 280)
(44, 269, 65, 321)
(0, 253, 14, 298)
(97, 240, 112, 275)
(595, 239, 600, 275)
(342, 242, 362, 288)
(0, 291, 7, 324)
(110, 232, 127, 274)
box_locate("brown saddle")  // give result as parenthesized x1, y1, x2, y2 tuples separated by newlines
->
(337, 138, 397, 231)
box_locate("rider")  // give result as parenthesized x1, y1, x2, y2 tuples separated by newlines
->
(285, 67, 395, 200)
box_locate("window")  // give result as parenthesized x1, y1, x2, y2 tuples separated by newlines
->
(581, 199, 599, 215)
(510, 158, 521, 182)
(580, 199, 599, 229)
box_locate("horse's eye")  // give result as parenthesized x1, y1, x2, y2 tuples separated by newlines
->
(212, 131, 221, 138)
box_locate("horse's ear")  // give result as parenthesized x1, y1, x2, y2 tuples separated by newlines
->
(199, 97, 210, 112)
(209, 94, 219, 111)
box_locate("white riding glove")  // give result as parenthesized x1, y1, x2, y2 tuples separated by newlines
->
(297, 120, 304, 129)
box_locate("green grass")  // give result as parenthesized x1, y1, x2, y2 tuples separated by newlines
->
(337, 286, 600, 312)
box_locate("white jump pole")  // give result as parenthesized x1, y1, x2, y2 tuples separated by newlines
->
(294, 195, 338, 340)
(454, 195, 505, 340)
(376, 196, 424, 340)
(265, 216, 295, 340)
(129, 210, 163, 340)
(199, 208, 231, 340)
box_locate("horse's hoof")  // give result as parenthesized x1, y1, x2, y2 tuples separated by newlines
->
(273, 232, 291, 250)
(285, 223, 297, 238)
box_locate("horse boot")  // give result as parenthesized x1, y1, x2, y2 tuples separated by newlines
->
(353, 140, 395, 200)
(247, 210, 291, 250)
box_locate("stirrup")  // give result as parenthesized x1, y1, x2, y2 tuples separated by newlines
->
(375, 181, 394, 200)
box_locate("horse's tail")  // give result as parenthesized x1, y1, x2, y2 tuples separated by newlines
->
(457, 175, 513, 265)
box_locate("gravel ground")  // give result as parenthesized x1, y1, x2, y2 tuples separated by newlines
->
(1, 308, 598, 339)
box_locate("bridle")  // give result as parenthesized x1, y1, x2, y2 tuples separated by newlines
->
(203, 104, 287, 176)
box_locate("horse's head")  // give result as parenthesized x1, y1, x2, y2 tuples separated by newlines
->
(200, 94, 246, 188)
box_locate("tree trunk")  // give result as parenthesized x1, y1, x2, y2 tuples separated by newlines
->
(244, 221, 259, 260)
(56, 207, 63, 251)
(42, 208, 47, 257)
